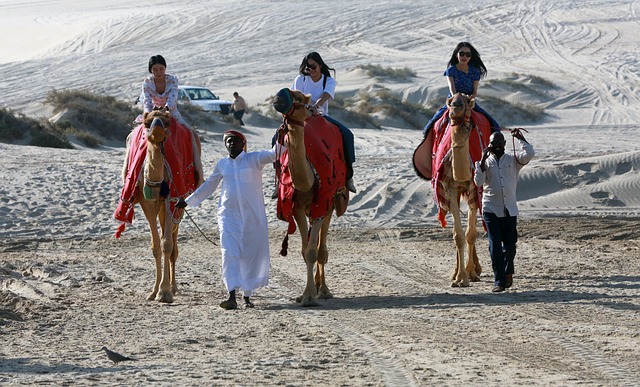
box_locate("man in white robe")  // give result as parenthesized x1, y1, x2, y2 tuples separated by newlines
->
(178, 130, 282, 309)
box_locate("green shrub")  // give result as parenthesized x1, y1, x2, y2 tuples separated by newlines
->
(0, 108, 33, 142)
(45, 89, 137, 140)
(0, 108, 72, 148)
(75, 131, 102, 148)
(29, 131, 73, 149)
(355, 64, 417, 81)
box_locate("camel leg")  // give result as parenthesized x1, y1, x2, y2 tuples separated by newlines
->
(465, 204, 481, 281)
(315, 213, 334, 299)
(140, 200, 162, 301)
(299, 219, 322, 307)
(154, 204, 174, 303)
(449, 191, 469, 287)
(170, 223, 179, 295)
(292, 208, 317, 306)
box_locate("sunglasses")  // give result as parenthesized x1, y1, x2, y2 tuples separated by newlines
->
(458, 51, 472, 58)
(306, 64, 318, 70)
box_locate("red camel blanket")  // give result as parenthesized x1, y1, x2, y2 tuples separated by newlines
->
(429, 110, 491, 227)
(276, 115, 347, 234)
(113, 117, 197, 238)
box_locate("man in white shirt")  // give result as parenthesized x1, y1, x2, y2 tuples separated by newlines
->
(177, 130, 283, 309)
(474, 130, 535, 292)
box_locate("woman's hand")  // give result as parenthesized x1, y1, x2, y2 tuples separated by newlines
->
(305, 104, 320, 116)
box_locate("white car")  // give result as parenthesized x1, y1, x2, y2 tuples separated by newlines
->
(177, 86, 232, 114)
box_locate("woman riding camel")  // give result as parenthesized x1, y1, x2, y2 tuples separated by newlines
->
(422, 42, 499, 137)
(291, 52, 358, 193)
(136, 54, 203, 183)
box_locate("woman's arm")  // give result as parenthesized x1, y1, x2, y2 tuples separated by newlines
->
(471, 80, 479, 99)
(142, 78, 154, 113)
(165, 75, 179, 111)
(447, 76, 456, 96)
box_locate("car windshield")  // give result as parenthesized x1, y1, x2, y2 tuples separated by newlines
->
(185, 88, 217, 101)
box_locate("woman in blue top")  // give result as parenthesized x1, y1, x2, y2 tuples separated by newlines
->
(423, 42, 499, 136)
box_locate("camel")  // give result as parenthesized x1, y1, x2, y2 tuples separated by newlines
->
(426, 93, 491, 287)
(115, 109, 202, 303)
(272, 88, 349, 306)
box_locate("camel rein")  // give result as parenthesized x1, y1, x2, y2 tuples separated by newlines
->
(180, 207, 218, 246)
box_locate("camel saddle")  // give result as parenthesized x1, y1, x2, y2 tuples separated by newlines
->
(276, 115, 348, 234)
(113, 117, 197, 238)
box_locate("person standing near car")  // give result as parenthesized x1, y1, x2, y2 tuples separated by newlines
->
(474, 129, 535, 293)
(230, 92, 247, 126)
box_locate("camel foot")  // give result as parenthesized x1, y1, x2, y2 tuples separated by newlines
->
(147, 291, 158, 301)
(317, 286, 333, 299)
(155, 289, 174, 303)
(296, 295, 320, 307)
(451, 280, 470, 288)
(469, 275, 481, 282)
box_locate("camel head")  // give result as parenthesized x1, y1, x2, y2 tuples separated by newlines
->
(273, 88, 310, 125)
(446, 93, 475, 123)
(143, 109, 171, 144)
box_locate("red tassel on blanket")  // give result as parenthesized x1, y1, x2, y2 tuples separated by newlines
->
(437, 209, 448, 228)
(114, 222, 126, 239)
(280, 234, 289, 257)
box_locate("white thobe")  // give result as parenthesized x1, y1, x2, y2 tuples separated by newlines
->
(185, 146, 279, 295)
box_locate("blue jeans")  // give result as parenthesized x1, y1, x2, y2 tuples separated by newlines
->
(323, 115, 355, 165)
(422, 101, 500, 137)
(483, 211, 518, 286)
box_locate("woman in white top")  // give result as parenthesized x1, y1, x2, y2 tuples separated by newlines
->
(142, 55, 185, 124)
(291, 52, 357, 193)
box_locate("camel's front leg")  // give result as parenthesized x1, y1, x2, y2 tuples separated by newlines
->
(170, 223, 180, 295)
(449, 192, 469, 287)
(292, 208, 316, 306)
(140, 202, 162, 300)
(465, 205, 481, 281)
(299, 219, 323, 307)
(155, 205, 174, 303)
(315, 213, 334, 299)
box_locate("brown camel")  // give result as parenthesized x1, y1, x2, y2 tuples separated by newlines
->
(118, 109, 202, 303)
(273, 89, 349, 306)
(433, 93, 488, 287)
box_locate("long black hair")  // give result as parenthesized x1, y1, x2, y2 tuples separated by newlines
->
(148, 55, 167, 73)
(447, 42, 487, 78)
(298, 52, 336, 79)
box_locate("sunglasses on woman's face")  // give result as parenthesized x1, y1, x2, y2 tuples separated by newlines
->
(306, 64, 318, 70)
(458, 51, 472, 58)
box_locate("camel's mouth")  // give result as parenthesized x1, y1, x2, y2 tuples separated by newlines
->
(273, 88, 293, 115)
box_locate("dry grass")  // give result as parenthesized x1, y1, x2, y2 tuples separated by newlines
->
(0, 107, 72, 148)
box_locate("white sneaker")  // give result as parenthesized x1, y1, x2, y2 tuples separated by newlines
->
(346, 178, 357, 193)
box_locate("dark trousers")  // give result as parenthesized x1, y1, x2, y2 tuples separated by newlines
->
(233, 109, 245, 125)
(422, 101, 500, 137)
(483, 211, 518, 287)
(271, 115, 356, 179)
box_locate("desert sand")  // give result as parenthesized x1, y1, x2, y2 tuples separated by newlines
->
(1, 1, 639, 386)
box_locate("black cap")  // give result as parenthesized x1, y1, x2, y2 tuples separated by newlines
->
(148, 55, 167, 73)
